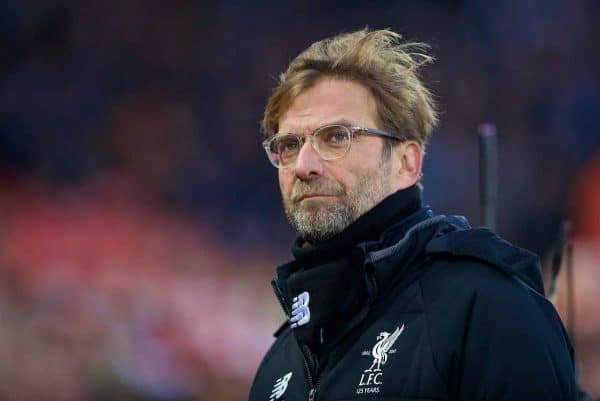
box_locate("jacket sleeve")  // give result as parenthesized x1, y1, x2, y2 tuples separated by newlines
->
(422, 261, 578, 401)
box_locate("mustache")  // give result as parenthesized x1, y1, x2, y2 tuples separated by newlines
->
(290, 180, 345, 202)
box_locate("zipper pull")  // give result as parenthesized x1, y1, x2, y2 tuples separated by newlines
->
(308, 388, 316, 401)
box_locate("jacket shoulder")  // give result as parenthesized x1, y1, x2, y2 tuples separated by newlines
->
(249, 328, 307, 401)
(420, 257, 536, 300)
(417, 258, 576, 400)
(418, 256, 555, 323)
(251, 325, 293, 377)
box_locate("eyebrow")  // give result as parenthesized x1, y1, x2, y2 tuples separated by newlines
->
(277, 118, 359, 135)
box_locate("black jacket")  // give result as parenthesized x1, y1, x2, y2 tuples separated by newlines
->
(249, 187, 576, 401)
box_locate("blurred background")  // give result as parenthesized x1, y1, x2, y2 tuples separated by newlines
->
(1, 0, 599, 399)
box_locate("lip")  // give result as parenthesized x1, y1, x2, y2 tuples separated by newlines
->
(298, 194, 335, 202)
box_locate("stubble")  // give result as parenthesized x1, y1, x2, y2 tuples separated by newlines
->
(283, 155, 392, 244)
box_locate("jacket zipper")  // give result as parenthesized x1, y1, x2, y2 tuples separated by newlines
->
(272, 279, 321, 400)
(301, 344, 320, 401)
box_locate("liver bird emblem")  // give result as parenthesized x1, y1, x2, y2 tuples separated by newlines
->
(365, 324, 404, 372)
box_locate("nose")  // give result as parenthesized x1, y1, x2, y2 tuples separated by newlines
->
(292, 138, 323, 180)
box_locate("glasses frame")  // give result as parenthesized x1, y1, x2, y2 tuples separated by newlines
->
(262, 124, 405, 169)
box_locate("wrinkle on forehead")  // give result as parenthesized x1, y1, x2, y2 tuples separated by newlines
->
(277, 78, 379, 135)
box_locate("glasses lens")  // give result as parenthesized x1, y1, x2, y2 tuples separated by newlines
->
(314, 125, 351, 160)
(266, 134, 301, 167)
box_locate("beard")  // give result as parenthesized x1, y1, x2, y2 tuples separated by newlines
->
(283, 155, 392, 244)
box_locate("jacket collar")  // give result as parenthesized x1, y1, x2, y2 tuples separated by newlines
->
(289, 185, 423, 265)
(272, 186, 432, 352)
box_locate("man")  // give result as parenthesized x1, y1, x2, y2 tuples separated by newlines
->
(249, 28, 576, 401)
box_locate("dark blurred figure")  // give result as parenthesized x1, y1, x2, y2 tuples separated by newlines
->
(552, 153, 600, 399)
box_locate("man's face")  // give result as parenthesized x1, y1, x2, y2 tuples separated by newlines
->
(277, 78, 397, 244)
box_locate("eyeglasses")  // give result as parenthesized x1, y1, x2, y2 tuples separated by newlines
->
(262, 124, 404, 169)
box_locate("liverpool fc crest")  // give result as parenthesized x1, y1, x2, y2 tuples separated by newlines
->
(356, 324, 404, 395)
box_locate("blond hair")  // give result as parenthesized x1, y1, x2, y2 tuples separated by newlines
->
(262, 28, 438, 150)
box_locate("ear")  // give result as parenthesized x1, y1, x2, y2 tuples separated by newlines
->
(390, 141, 423, 189)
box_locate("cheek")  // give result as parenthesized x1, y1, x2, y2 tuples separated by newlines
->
(278, 171, 293, 196)
(332, 158, 373, 186)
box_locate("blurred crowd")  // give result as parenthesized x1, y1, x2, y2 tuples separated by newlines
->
(0, 173, 281, 400)
(0, 0, 599, 399)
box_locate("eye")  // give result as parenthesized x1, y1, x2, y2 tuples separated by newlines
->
(273, 135, 300, 154)
(319, 126, 350, 146)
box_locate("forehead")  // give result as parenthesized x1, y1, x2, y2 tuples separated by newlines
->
(278, 78, 379, 133)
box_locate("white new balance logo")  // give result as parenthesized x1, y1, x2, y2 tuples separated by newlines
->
(270, 372, 292, 401)
(290, 291, 310, 328)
